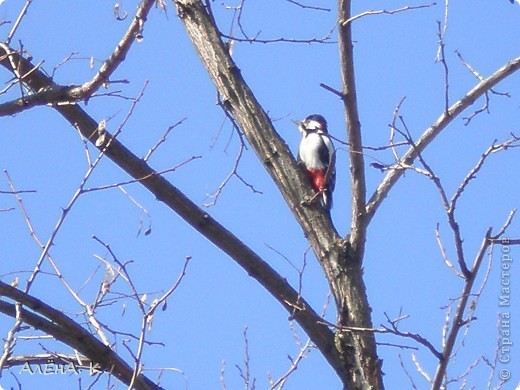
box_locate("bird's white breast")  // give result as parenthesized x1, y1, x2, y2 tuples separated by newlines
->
(298, 132, 333, 169)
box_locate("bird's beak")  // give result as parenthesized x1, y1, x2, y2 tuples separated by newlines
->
(293, 119, 308, 134)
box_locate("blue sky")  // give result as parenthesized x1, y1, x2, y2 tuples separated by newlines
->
(1, 1, 519, 389)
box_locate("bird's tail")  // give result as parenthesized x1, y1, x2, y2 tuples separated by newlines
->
(321, 189, 333, 212)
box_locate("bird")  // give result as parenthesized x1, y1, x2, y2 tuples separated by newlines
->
(296, 114, 336, 211)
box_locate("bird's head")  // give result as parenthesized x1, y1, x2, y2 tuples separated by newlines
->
(294, 114, 328, 135)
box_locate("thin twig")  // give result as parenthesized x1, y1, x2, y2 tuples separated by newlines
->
(412, 353, 432, 384)
(50, 51, 80, 79)
(455, 50, 510, 107)
(270, 332, 312, 389)
(450, 139, 518, 210)
(398, 354, 419, 390)
(67, 0, 155, 101)
(382, 313, 442, 359)
(0, 303, 23, 373)
(318, 313, 442, 359)
(117, 186, 152, 237)
(435, 224, 464, 279)
(366, 54, 520, 224)
(389, 97, 408, 162)
(204, 141, 262, 207)
(0, 189, 36, 194)
(143, 118, 188, 162)
(205, 102, 262, 206)
(436, 20, 450, 113)
(430, 211, 515, 389)
(220, 23, 336, 45)
(0, 281, 161, 389)
(286, 0, 330, 12)
(10, 177, 113, 345)
(235, 326, 256, 390)
(319, 82, 344, 99)
(343, 3, 436, 26)
(435, 0, 449, 62)
(83, 157, 202, 193)
(6, 0, 33, 45)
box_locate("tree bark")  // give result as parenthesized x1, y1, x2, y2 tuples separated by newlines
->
(2, 2, 520, 389)
(336, 1, 384, 388)
(173, 1, 383, 388)
(0, 282, 161, 390)
(0, 41, 343, 385)
(2, 1, 386, 386)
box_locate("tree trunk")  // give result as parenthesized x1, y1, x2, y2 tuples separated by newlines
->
(173, 1, 384, 388)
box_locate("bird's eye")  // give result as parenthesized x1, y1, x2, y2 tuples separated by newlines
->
(304, 119, 323, 131)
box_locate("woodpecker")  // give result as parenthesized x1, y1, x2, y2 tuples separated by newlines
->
(297, 114, 336, 211)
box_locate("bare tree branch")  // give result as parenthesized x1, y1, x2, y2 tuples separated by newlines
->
(0, 0, 155, 116)
(172, 1, 384, 387)
(220, 29, 335, 45)
(235, 326, 256, 390)
(435, 224, 464, 279)
(399, 353, 420, 390)
(338, 0, 367, 257)
(435, 20, 450, 113)
(395, 121, 473, 278)
(0, 303, 23, 374)
(5, 0, 33, 45)
(2, 2, 518, 389)
(381, 313, 442, 359)
(366, 54, 520, 224)
(338, 0, 383, 386)
(411, 135, 520, 278)
(67, 0, 155, 101)
(0, 281, 162, 390)
(204, 135, 262, 207)
(143, 118, 188, 162)
(342, 3, 436, 26)
(431, 211, 516, 388)
(286, 0, 331, 12)
(269, 322, 312, 389)
(0, 39, 339, 385)
(220, 0, 333, 45)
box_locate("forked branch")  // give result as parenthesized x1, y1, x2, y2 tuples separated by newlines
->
(0, 39, 339, 385)
(0, 281, 161, 390)
(0, 0, 155, 116)
(366, 54, 520, 224)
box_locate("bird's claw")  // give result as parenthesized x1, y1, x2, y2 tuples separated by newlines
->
(301, 191, 322, 207)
